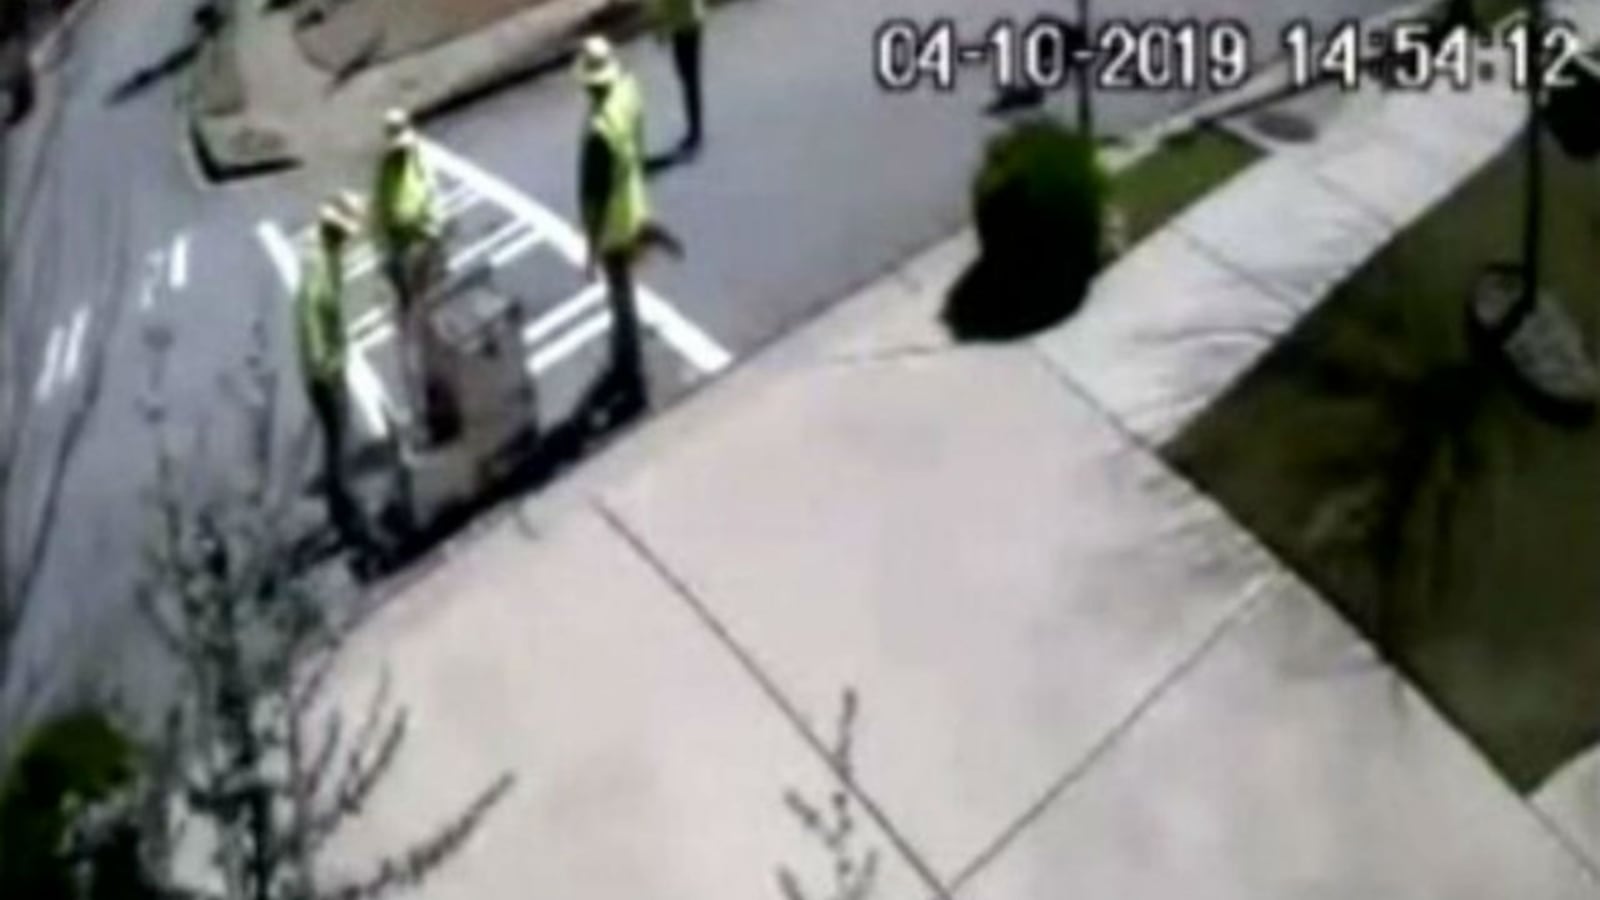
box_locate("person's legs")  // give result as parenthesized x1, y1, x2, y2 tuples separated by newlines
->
(388, 238, 445, 442)
(601, 250, 647, 406)
(307, 378, 364, 545)
(384, 250, 422, 435)
(671, 26, 703, 151)
(383, 245, 409, 315)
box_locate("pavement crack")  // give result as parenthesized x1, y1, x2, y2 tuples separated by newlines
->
(592, 499, 956, 900)
(818, 343, 957, 370)
(948, 584, 1270, 894)
(1169, 224, 1313, 319)
(1524, 798, 1600, 890)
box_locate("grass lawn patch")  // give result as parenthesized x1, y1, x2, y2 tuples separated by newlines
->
(1166, 133, 1600, 793)
(1476, 0, 1530, 28)
(1109, 128, 1260, 250)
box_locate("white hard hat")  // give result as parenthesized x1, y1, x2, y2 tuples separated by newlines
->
(333, 190, 365, 222)
(384, 107, 416, 146)
(575, 36, 620, 88)
(318, 200, 358, 237)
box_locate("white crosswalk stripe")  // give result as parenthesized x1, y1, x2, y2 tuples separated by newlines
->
(529, 312, 612, 377)
(523, 284, 605, 348)
(169, 233, 189, 290)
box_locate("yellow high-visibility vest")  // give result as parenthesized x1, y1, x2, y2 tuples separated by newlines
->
(296, 239, 346, 385)
(655, 0, 705, 32)
(589, 74, 650, 253)
(373, 144, 438, 249)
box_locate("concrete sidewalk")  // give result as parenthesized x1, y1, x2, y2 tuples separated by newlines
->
(315, 9, 1600, 899)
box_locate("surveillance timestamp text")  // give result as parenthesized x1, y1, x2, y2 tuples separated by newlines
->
(874, 17, 1588, 95)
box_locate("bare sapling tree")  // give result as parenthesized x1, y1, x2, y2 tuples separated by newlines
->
(133, 315, 513, 900)
(777, 687, 880, 900)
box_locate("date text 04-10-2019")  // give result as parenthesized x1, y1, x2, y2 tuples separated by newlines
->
(873, 18, 1589, 95)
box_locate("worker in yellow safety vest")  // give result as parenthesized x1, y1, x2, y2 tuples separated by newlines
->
(372, 108, 442, 317)
(296, 197, 372, 552)
(372, 108, 450, 442)
(654, 0, 705, 156)
(576, 36, 683, 419)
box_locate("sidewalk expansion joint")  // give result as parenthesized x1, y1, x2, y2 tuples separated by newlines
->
(1304, 166, 1408, 232)
(818, 343, 958, 370)
(1527, 797, 1600, 889)
(947, 582, 1273, 894)
(1167, 224, 1315, 319)
(591, 499, 957, 900)
(1022, 341, 1168, 462)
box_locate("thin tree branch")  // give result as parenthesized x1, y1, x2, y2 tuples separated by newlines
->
(307, 710, 406, 849)
(319, 773, 515, 900)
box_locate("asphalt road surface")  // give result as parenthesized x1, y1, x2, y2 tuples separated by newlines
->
(2, 0, 1403, 719)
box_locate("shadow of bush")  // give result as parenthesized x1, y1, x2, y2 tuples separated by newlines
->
(941, 257, 1092, 342)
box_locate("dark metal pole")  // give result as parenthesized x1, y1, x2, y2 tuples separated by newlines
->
(1517, 0, 1545, 330)
(1076, 0, 1093, 137)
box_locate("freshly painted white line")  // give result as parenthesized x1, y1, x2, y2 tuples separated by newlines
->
(345, 353, 396, 437)
(351, 305, 385, 338)
(488, 229, 545, 268)
(528, 312, 612, 376)
(346, 247, 379, 280)
(351, 273, 722, 382)
(422, 139, 735, 375)
(34, 326, 66, 401)
(60, 306, 91, 383)
(356, 285, 606, 381)
(342, 211, 522, 282)
(638, 288, 733, 373)
(256, 221, 300, 291)
(255, 220, 390, 437)
(290, 183, 480, 251)
(523, 283, 606, 348)
(449, 220, 531, 273)
(439, 183, 483, 218)
(354, 320, 396, 354)
(422, 140, 586, 263)
(169, 233, 189, 290)
(268, 140, 733, 436)
(346, 223, 541, 342)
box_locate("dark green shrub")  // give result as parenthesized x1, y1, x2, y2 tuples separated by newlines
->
(946, 118, 1105, 340)
(0, 710, 146, 899)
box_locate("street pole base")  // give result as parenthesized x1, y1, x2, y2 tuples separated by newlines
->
(1469, 263, 1599, 423)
